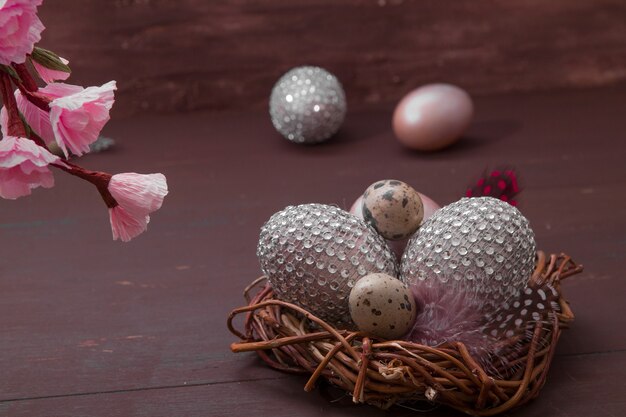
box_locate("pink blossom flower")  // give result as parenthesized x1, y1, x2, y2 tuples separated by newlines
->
(32, 56, 70, 83)
(0, 135, 59, 199)
(107, 173, 168, 242)
(2, 89, 54, 143)
(13, 88, 55, 143)
(0, 105, 7, 136)
(48, 80, 116, 157)
(0, 0, 45, 65)
(40, 82, 84, 99)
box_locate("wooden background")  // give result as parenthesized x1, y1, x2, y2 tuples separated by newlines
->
(2, 84, 626, 416)
(3, 2, 626, 416)
(37, 0, 626, 116)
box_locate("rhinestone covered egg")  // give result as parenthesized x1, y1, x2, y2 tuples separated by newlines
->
(269, 66, 346, 144)
(401, 197, 536, 307)
(257, 204, 399, 327)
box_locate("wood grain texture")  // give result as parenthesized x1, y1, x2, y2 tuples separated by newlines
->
(2, 352, 626, 416)
(1, 85, 625, 415)
(36, 0, 626, 116)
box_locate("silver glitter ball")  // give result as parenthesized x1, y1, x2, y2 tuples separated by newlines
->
(269, 66, 346, 144)
(401, 197, 536, 307)
(257, 204, 399, 327)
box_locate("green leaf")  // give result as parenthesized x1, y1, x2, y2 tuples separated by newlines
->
(31, 47, 71, 73)
(0, 64, 22, 82)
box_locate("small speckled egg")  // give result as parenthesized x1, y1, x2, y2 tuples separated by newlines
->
(361, 180, 424, 240)
(351, 189, 439, 259)
(349, 273, 417, 339)
(351, 191, 440, 226)
(393, 83, 474, 151)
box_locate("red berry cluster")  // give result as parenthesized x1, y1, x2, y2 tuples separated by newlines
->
(465, 169, 520, 206)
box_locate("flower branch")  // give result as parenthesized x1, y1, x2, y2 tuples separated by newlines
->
(0, 72, 27, 137)
(1, 0, 169, 242)
(12, 62, 38, 91)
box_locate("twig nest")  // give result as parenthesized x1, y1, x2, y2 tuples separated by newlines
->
(361, 180, 424, 240)
(257, 204, 399, 328)
(349, 273, 417, 339)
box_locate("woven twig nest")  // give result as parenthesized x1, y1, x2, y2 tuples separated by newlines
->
(228, 251, 582, 416)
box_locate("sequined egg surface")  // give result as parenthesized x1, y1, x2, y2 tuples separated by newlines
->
(269, 66, 347, 144)
(257, 204, 399, 328)
(401, 197, 536, 306)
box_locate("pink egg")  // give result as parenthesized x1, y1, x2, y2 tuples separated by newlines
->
(420, 192, 441, 222)
(392, 83, 474, 151)
(350, 191, 441, 259)
(349, 194, 364, 218)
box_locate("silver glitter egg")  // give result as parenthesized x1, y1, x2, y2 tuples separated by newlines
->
(257, 204, 399, 327)
(401, 197, 536, 308)
(269, 66, 346, 144)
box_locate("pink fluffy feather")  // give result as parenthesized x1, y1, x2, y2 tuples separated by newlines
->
(407, 283, 490, 350)
(407, 279, 561, 377)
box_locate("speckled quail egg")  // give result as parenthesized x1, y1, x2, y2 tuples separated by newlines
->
(361, 180, 424, 240)
(349, 273, 417, 339)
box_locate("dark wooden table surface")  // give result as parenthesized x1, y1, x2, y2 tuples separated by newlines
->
(1, 84, 625, 416)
